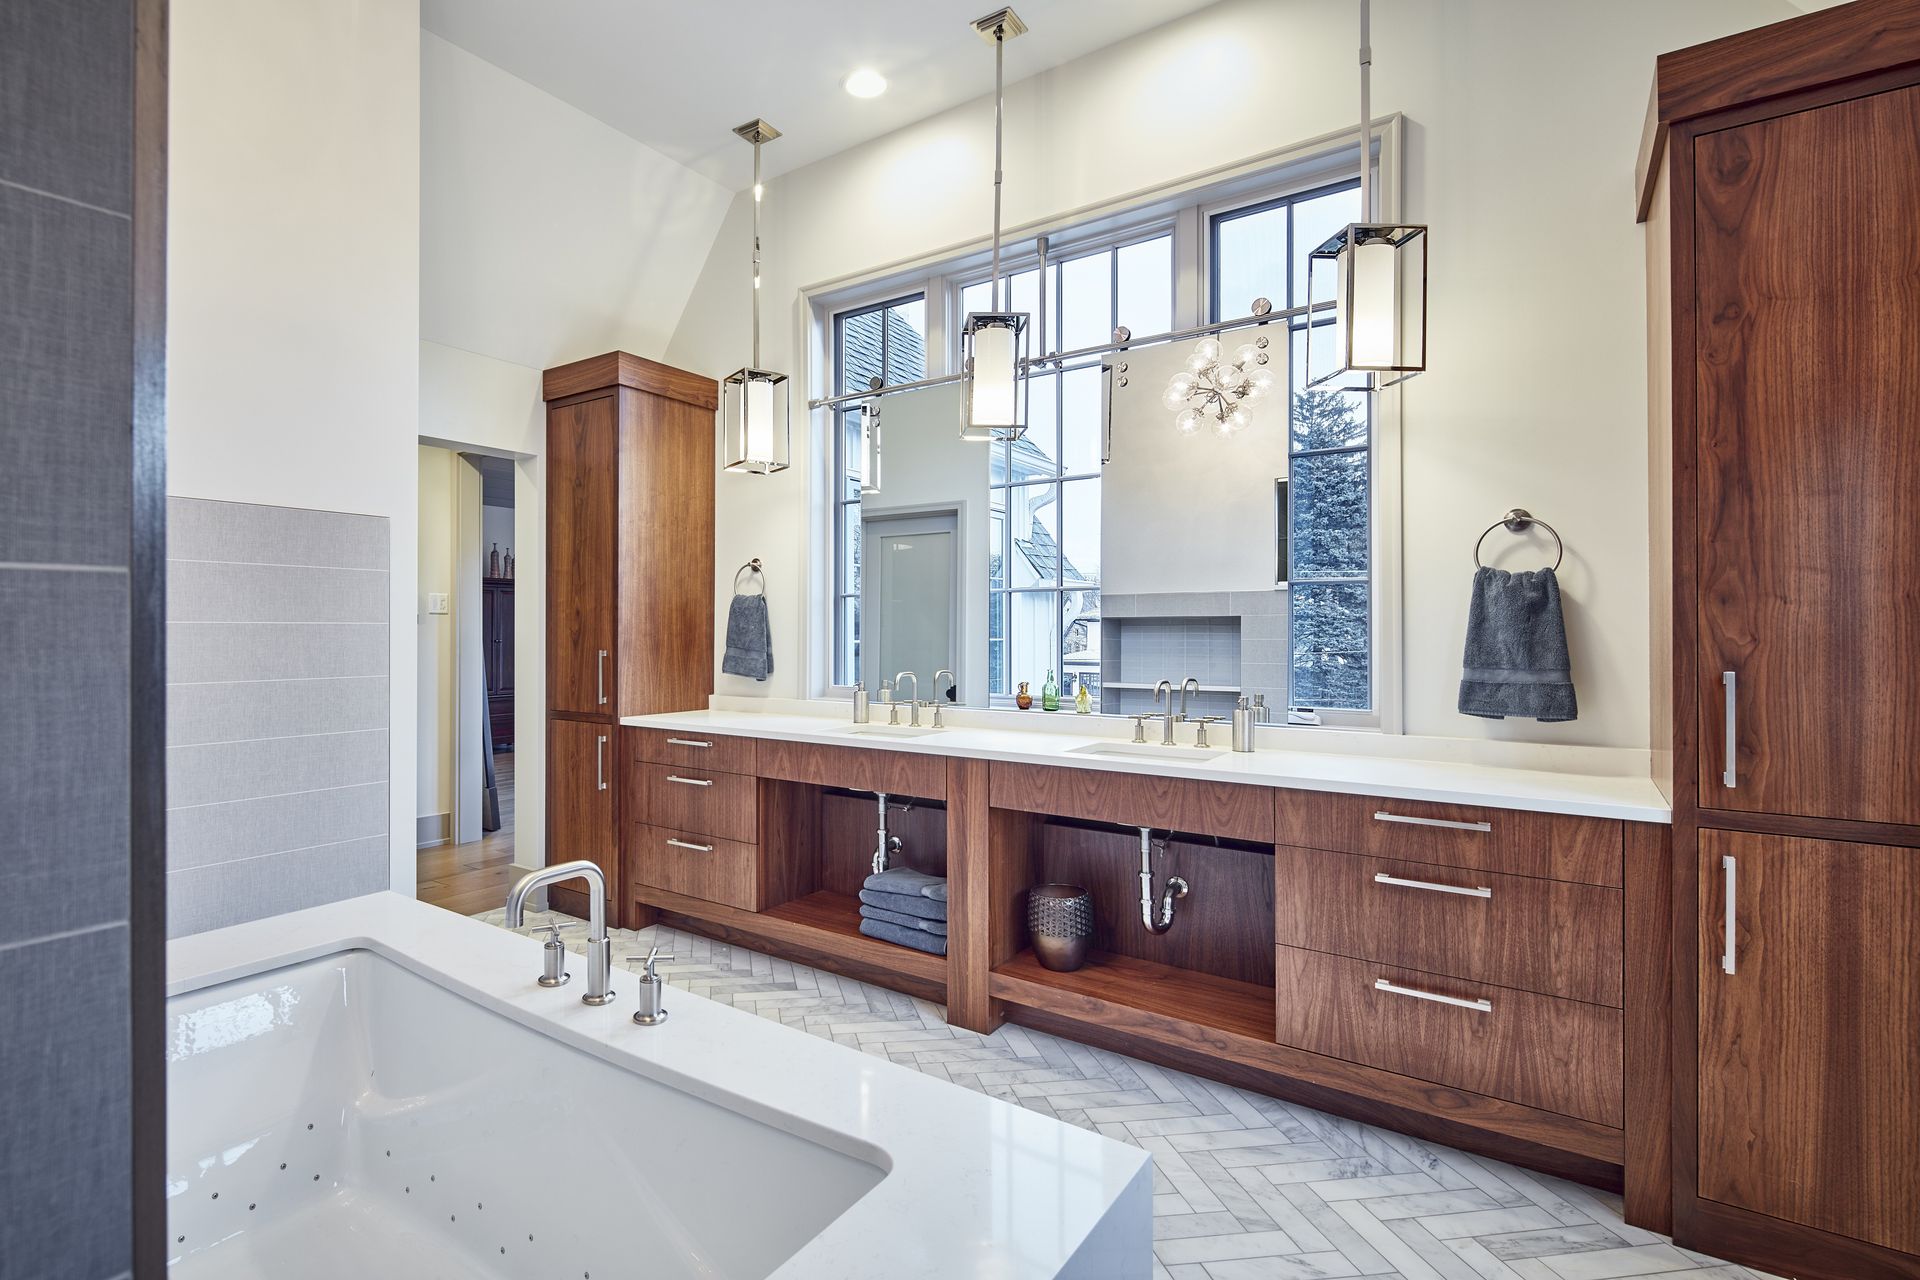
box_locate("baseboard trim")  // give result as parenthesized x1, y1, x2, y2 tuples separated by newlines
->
(416, 812, 450, 849)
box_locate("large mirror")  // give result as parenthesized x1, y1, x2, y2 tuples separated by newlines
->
(830, 184, 1373, 723)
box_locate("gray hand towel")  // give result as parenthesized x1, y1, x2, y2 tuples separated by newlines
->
(1458, 566, 1577, 722)
(858, 887, 947, 922)
(721, 592, 773, 681)
(863, 867, 946, 898)
(858, 917, 948, 957)
(858, 902, 948, 937)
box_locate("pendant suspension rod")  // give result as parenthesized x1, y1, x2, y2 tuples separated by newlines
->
(806, 298, 1332, 410)
(990, 23, 1006, 310)
(1358, 0, 1373, 223)
(751, 135, 763, 368)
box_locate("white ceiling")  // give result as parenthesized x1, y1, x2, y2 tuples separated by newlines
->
(419, 0, 1221, 189)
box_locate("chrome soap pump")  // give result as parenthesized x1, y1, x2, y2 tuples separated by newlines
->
(1232, 696, 1258, 753)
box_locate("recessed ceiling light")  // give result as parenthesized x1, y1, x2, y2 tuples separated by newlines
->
(843, 68, 887, 99)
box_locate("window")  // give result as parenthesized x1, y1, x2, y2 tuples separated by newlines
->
(831, 295, 927, 687)
(1210, 181, 1375, 714)
(961, 234, 1173, 704)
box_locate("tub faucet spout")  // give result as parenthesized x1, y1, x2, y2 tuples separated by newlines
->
(505, 861, 616, 1006)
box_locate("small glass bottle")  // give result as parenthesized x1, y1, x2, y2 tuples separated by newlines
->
(1074, 681, 1092, 715)
(1015, 681, 1033, 710)
(1042, 669, 1060, 712)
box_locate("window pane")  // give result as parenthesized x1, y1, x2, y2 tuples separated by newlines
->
(1012, 372, 1058, 475)
(1290, 581, 1369, 710)
(988, 591, 1009, 694)
(1292, 184, 1361, 309)
(961, 280, 992, 319)
(988, 438, 1011, 485)
(989, 488, 1007, 589)
(1007, 590, 1060, 694)
(883, 299, 928, 383)
(1060, 250, 1111, 354)
(1214, 204, 1285, 321)
(1290, 450, 1368, 580)
(841, 410, 862, 487)
(1006, 483, 1058, 588)
(843, 509, 862, 595)
(1008, 268, 1040, 322)
(1063, 589, 1100, 702)
(1060, 365, 1103, 475)
(1118, 236, 1172, 338)
(1059, 478, 1100, 590)
(839, 596, 862, 687)
(1290, 332, 1369, 451)
(838, 307, 885, 394)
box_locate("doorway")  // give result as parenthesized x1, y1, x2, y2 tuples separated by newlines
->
(862, 509, 961, 702)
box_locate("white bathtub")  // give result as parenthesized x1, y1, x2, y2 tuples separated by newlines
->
(166, 893, 1151, 1279)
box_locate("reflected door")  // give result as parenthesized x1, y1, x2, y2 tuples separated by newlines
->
(862, 512, 958, 699)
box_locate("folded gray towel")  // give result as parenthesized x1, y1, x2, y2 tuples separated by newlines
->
(721, 592, 773, 682)
(1458, 567, 1577, 722)
(858, 888, 947, 922)
(859, 917, 948, 957)
(863, 867, 946, 899)
(858, 903, 948, 937)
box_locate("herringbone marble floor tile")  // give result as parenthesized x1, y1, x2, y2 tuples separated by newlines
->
(475, 908, 1778, 1280)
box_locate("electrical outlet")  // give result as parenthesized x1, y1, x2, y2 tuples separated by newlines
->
(426, 592, 449, 615)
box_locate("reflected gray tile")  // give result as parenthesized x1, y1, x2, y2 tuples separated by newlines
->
(167, 497, 388, 570)
(166, 782, 387, 872)
(166, 621, 388, 683)
(0, 184, 131, 565)
(166, 837, 388, 937)
(0, 569, 128, 946)
(168, 728, 387, 809)
(167, 559, 387, 625)
(0, 924, 131, 1280)
(167, 676, 387, 745)
(0, 0, 131, 212)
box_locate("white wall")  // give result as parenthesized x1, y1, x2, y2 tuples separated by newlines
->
(417, 447, 456, 830)
(665, 0, 1797, 751)
(168, 0, 422, 893)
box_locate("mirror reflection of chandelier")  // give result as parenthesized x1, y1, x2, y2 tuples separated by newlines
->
(1163, 329, 1275, 436)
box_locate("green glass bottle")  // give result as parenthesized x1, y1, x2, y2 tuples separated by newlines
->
(1041, 668, 1060, 711)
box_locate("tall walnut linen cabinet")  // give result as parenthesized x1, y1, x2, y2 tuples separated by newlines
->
(543, 353, 717, 921)
(1641, 4, 1920, 1277)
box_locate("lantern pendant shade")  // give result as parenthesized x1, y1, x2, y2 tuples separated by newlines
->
(960, 310, 1030, 441)
(1304, 222, 1427, 390)
(855, 400, 882, 495)
(722, 367, 791, 474)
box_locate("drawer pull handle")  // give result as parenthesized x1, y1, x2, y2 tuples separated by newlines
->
(1721, 671, 1738, 789)
(1372, 978, 1493, 1013)
(596, 650, 608, 706)
(665, 775, 714, 787)
(1721, 854, 1737, 976)
(666, 838, 714, 853)
(1373, 872, 1492, 899)
(1372, 811, 1492, 833)
(595, 736, 607, 792)
(665, 737, 713, 749)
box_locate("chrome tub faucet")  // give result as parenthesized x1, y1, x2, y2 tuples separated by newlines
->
(505, 860, 616, 1006)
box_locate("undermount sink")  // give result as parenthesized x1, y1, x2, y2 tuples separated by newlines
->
(1068, 740, 1225, 762)
(838, 722, 943, 738)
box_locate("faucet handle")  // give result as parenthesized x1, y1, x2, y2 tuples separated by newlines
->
(1132, 715, 1148, 744)
(640, 945, 675, 978)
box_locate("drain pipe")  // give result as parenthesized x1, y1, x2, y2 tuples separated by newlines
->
(1137, 827, 1189, 935)
(872, 792, 891, 875)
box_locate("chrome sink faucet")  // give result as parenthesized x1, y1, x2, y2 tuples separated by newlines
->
(894, 670, 920, 727)
(505, 860, 616, 1006)
(1178, 677, 1201, 722)
(931, 669, 955, 728)
(1152, 680, 1177, 745)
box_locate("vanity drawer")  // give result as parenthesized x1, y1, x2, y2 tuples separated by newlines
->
(628, 727, 757, 776)
(1274, 790, 1622, 887)
(1274, 945, 1622, 1127)
(627, 823, 761, 912)
(626, 762, 757, 843)
(1273, 845, 1622, 1006)
(991, 764, 1274, 844)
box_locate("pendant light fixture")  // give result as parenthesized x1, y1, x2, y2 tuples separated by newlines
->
(959, 8, 1030, 442)
(1305, 0, 1427, 390)
(723, 118, 792, 474)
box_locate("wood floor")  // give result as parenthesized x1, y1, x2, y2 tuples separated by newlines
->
(417, 751, 522, 915)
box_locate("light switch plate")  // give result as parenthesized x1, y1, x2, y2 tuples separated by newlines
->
(426, 592, 449, 615)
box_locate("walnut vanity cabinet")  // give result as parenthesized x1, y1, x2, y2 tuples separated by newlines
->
(543, 353, 716, 922)
(1643, 5, 1920, 1274)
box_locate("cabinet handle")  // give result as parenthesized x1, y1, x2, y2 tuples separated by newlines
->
(1373, 977, 1493, 1013)
(1372, 811, 1492, 833)
(1373, 872, 1492, 899)
(597, 650, 609, 706)
(666, 838, 714, 853)
(1721, 854, 1737, 975)
(1721, 670, 1737, 788)
(665, 775, 713, 788)
(665, 737, 713, 749)
(595, 735, 607, 792)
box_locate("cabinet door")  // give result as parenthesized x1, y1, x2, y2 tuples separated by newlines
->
(1694, 86, 1920, 824)
(496, 585, 514, 697)
(547, 395, 617, 716)
(1697, 830, 1920, 1252)
(547, 717, 616, 897)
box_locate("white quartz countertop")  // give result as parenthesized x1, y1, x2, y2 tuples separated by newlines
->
(168, 894, 1152, 1280)
(623, 703, 1671, 824)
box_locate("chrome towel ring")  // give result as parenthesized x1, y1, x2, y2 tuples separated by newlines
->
(733, 558, 766, 594)
(1473, 508, 1563, 571)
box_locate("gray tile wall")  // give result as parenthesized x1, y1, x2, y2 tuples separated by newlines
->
(165, 498, 390, 936)
(1, 1, 138, 1275)
(1102, 589, 1290, 718)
